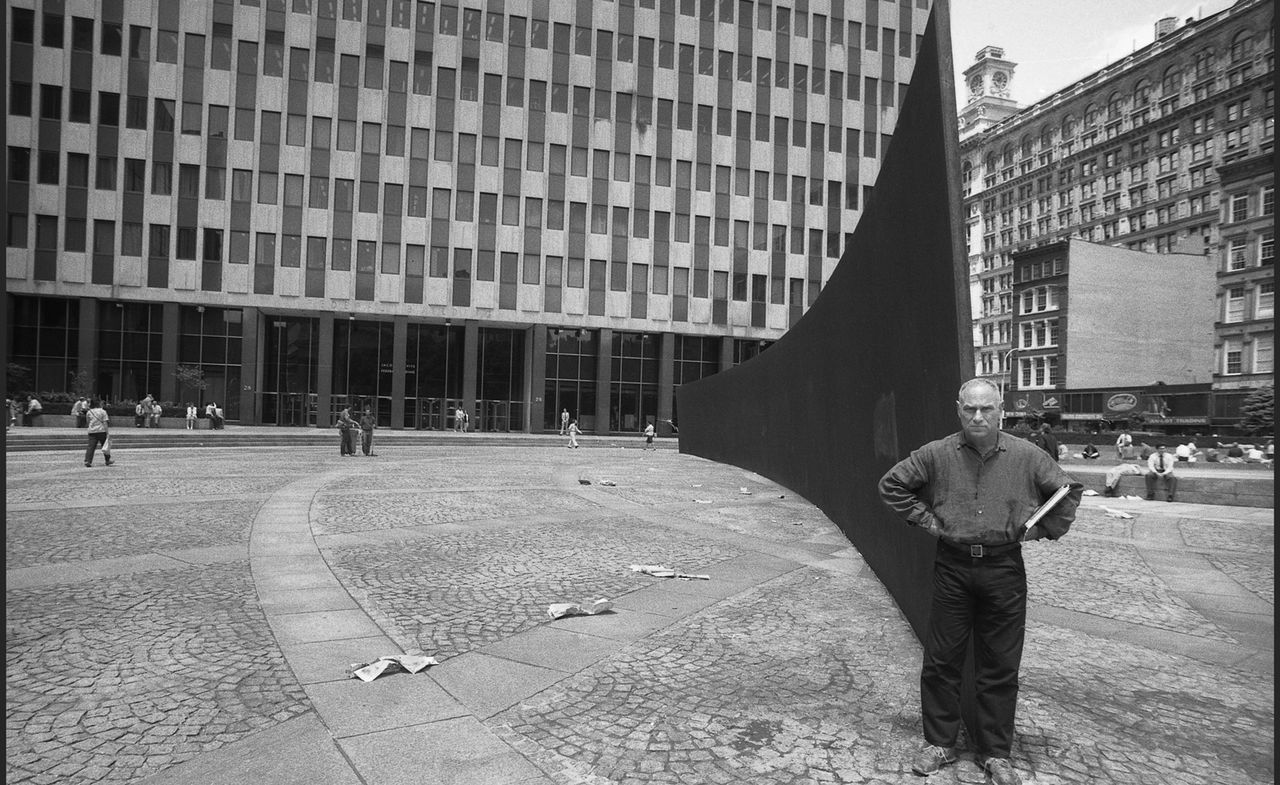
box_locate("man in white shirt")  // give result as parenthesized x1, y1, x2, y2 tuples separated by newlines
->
(1145, 444, 1178, 502)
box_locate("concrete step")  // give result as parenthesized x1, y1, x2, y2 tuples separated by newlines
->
(1068, 465, 1273, 509)
(4, 427, 674, 453)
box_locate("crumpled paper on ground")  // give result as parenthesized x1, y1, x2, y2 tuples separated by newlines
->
(350, 654, 439, 682)
(1082, 489, 1099, 496)
(1102, 506, 1134, 519)
(547, 598, 614, 620)
(630, 564, 710, 580)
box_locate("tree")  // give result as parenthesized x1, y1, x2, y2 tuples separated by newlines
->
(173, 365, 208, 402)
(69, 369, 94, 399)
(1239, 385, 1274, 436)
(7, 363, 33, 393)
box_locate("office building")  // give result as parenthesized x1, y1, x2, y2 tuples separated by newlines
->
(1006, 239, 1219, 431)
(959, 0, 1273, 429)
(5, 0, 932, 430)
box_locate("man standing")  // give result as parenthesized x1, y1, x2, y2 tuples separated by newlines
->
(71, 397, 89, 428)
(359, 408, 377, 456)
(878, 378, 1082, 785)
(560, 408, 570, 435)
(1145, 444, 1177, 502)
(337, 407, 358, 456)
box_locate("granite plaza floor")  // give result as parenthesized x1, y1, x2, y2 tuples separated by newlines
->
(5, 438, 1274, 784)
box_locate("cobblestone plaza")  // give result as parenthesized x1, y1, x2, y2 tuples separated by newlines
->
(5, 439, 1273, 784)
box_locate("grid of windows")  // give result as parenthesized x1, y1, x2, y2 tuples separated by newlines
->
(6, 1, 919, 334)
(961, 0, 1273, 387)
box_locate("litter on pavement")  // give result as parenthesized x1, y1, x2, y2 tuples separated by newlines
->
(1082, 489, 1099, 496)
(349, 654, 439, 682)
(547, 598, 614, 619)
(1102, 506, 1134, 519)
(630, 564, 710, 580)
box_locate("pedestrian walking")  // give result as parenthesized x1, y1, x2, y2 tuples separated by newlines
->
(83, 398, 114, 467)
(337, 407, 358, 456)
(7, 397, 20, 428)
(360, 408, 377, 456)
(643, 421, 655, 450)
(185, 402, 198, 430)
(1026, 422, 1058, 462)
(567, 419, 581, 449)
(878, 378, 1082, 785)
(560, 408, 570, 435)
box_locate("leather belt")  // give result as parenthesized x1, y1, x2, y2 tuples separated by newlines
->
(940, 540, 1020, 558)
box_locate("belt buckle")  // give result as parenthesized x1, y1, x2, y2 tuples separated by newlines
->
(969, 544, 985, 558)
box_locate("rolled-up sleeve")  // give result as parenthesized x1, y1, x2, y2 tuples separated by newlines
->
(878, 448, 938, 529)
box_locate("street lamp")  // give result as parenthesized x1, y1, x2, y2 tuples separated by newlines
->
(999, 347, 1017, 397)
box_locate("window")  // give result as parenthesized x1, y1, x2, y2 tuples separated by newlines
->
(1256, 282, 1275, 319)
(1261, 233, 1275, 266)
(1230, 193, 1249, 223)
(1228, 238, 1248, 271)
(1225, 287, 1245, 323)
(1255, 336, 1275, 374)
(1223, 340, 1242, 375)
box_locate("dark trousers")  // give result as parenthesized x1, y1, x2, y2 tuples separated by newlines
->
(1144, 471, 1177, 499)
(921, 545, 1027, 758)
(361, 430, 373, 455)
(340, 428, 356, 455)
(84, 432, 109, 465)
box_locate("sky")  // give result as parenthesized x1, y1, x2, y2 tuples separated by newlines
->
(948, 0, 1239, 107)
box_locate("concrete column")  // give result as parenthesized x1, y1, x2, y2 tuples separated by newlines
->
(528, 325, 547, 432)
(719, 335, 734, 372)
(160, 302, 180, 403)
(462, 320, 479, 427)
(595, 328, 612, 433)
(390, 316, 407, 429)
(657, 331, 675, 437)
(317, 313, 334, 426)
(78, 297, 98, 393)
(239, 308, 260, 424)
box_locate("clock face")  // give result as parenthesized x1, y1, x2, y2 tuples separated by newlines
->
(993, 72, 1007, 87)
(969, 75, 983, 96)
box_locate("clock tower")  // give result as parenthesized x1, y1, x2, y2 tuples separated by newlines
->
(959, 46, 1021, 140)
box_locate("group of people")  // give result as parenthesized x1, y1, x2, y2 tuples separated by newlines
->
(336, 407, 377, 456)
(6, 395, 43, 428)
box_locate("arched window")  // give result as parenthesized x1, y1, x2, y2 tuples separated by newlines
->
(1132, 79, 1152, 107)
(1061, 115, 1077, 138)
(1194, 48, 1214, 80)
(986, 152, 999, 172)
(1040, 124, 1055, 149)
(1020, 135, 1033, 159)
(1106, 91, 1123, 120)
(1161, 67, 1182, 97)
(1001, 143, 1015, 167)
(1230, 30, 1252, 63)
(1083, 104, 1100, 128)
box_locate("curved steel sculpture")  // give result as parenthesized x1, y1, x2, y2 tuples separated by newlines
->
(677, 1, 970, 642)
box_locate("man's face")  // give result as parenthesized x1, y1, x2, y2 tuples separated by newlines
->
(956, 384, 1002, 442)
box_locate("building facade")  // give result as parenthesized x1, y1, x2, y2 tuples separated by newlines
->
(5, 0, 932, 430)
(1006, 239, 1220, 432)
(959, 0, 1273, 428)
